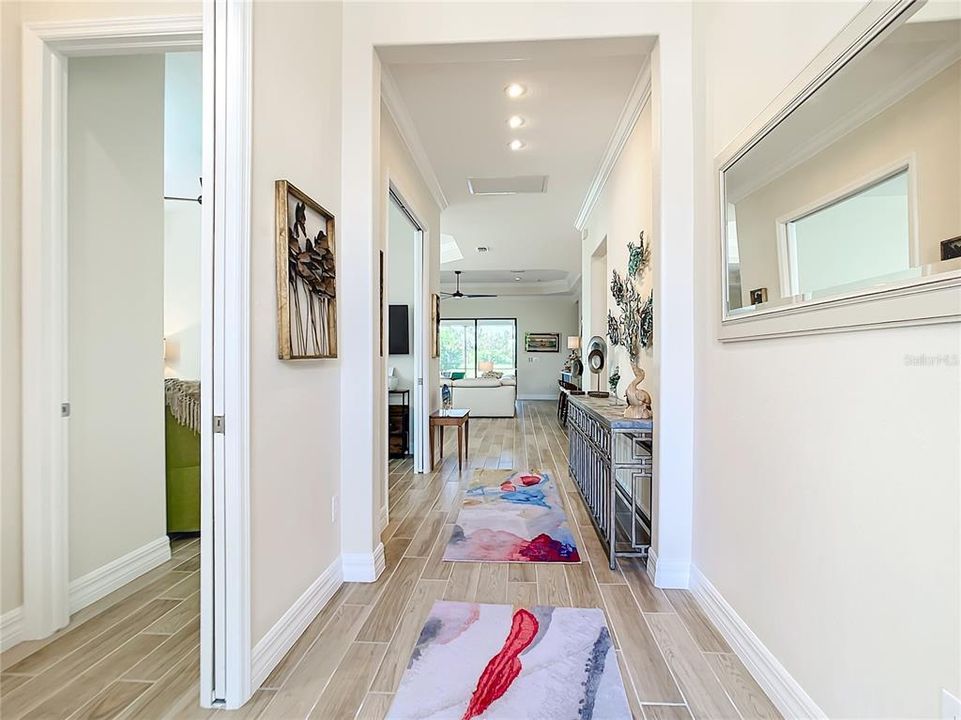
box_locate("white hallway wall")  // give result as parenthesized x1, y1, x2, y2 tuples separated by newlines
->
(67, 54, 168, 583)
(582, 99, 657, 407)
(692, 3, 961, 718)
(441, 296, 578, 399)
(249, 0, 344, 646)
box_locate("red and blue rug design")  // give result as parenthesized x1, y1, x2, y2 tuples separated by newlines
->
(386, 600, 631, 719)
(443, 470, 580, 563)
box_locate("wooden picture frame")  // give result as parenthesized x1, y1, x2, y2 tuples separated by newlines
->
(941, 236, 961, 261)
(431, 293, 441, 358)
(379, 250, 385, 357)
(525, 332, 560, 352)
(275, 179, 337, 359)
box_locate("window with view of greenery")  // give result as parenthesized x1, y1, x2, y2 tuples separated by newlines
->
(440, 318, 516, 378)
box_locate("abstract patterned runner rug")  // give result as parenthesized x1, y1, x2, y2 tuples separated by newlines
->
(386, 600, 631, 720)
(443, 470, 580, 563)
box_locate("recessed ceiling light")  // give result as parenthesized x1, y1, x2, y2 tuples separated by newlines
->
(505, 83, 526, 98)
(514, 276, 522, 281)
(476, 246, 490, 253)
(509, 139, 525, 151)
(508, 115, 525, 129)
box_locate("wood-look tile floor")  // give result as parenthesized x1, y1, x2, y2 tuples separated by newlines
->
(0, 536, 204, 719)
(1, 401, 782, 720)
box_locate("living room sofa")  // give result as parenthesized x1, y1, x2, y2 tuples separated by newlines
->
(445, 376, 516, 417)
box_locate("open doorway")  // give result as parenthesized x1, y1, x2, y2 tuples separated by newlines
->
(386, 190, 428, 473)
(3, 48, 206, 714)
(17, 9, 252, 710)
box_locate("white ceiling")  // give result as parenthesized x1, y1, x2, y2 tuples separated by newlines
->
(380, 38, 652, 295)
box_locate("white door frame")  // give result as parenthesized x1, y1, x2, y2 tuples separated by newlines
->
(386, 186, 430, 475)
(20, 5, 252, 708)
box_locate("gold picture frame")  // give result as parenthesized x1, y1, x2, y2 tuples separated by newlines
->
(431, 293, 441, 358)
(275, 180, 337, 359)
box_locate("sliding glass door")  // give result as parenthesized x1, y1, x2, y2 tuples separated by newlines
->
(440, 318, 516, 377)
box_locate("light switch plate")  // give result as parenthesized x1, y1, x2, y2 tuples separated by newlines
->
(943, 689, 961, 720)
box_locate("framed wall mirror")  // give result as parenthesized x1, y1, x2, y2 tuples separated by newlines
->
(717, 0, 961, 340)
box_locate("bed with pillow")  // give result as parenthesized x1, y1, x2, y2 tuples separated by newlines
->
(445, 374, 517, 417)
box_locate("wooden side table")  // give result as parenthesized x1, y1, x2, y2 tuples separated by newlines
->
(429, 409, 470, 472)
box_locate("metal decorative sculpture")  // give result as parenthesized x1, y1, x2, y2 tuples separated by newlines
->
(606, 231, 653, 419)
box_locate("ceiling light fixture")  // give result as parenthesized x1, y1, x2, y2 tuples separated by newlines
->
(505, 83, 526, 98)
(514, 276, 522, 281)
(509, 139, 525, 151)
(476, 246, 490, 253)
(508, 115, 525, 129)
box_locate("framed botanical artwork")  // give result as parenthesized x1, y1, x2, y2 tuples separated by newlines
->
(275, 180, 337, 359)
(525, 332, 560, 352)
(431, 293, 441, 358)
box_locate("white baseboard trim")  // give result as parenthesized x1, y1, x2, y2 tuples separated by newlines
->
(517, 394, 557, 401)
(646, 547, 690, 589)
(0, 606, 23, 652)
(69, 535, 171, 614)
(251, 556, 344, 690)
(379, 506, 389, 533)
(690, 566, 827, 720)
(342, 542, 386, 582)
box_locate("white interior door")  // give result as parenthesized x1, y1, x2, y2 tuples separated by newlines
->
(412, 225, 428, 474)
(387, 191, 428, 473)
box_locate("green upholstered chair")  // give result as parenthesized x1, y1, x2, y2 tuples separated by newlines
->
(165, 406, 201, 533)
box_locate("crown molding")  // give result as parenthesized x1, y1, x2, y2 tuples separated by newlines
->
(25, 15, 202, 53)
(726, 45, 961, 203)
(574, 60, 652, 231)
(381, 67, 449, 211)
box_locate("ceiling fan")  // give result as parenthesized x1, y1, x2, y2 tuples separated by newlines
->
(440, 270, 498, 299)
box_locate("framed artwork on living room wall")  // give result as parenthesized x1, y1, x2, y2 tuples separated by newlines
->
(525, 332, 560, 352)
(275, 179, 337, 359)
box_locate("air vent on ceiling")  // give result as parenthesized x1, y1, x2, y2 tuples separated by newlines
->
(467, 175, 549, 196)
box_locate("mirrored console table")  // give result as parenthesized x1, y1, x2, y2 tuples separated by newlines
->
(566, 395, 652, 569)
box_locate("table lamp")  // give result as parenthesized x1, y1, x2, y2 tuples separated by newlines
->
(478, 360, 494, 376)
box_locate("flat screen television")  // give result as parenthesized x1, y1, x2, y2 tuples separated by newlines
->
(388, 304, 410, 355)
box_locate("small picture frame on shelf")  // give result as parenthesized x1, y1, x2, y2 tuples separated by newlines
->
(940, 236, 961, 261)
(749, 287, 768, 305)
